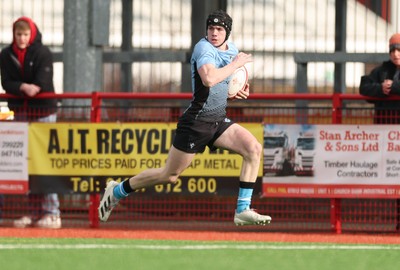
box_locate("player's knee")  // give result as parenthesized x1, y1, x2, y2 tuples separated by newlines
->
(167, 174, 179, 184)
(247, 141, 262, 159)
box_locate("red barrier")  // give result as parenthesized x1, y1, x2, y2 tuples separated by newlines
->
(0, 92, 399, 233)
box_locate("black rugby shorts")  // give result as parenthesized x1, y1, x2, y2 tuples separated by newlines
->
(173, 117, 234, 153)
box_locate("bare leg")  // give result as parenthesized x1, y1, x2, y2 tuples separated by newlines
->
(128, 145, 196, 190)
(98, 146, 195, 222)
(214, 123, 270, 225)
(213, 123, 262, 183)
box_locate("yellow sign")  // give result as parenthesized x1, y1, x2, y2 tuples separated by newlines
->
(29, 122, 263, 177)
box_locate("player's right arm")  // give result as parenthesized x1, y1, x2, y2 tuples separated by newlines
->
(198, 52, 252, 87)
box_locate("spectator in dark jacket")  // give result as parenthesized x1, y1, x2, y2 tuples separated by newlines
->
(0, 16, 57, 120)
(0, 17, 61, 229)
(359, 33, 400, 124)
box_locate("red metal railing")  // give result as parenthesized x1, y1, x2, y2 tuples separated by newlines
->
(1, 92, 399, 233)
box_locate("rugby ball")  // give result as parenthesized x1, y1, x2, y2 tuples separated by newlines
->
(228, 66, 248, 98)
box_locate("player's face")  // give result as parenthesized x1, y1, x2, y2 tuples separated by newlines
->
(207, 25, 226, 46)
(14, 29, 31, 49)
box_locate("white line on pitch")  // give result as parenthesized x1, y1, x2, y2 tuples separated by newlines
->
(0, 244, 399, 250)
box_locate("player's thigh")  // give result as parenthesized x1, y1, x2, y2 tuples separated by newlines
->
(214, 123, 258, 155)
(164, 145, 196, 175)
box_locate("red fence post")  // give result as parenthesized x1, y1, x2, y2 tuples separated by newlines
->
(88, 92, 101, 228)
(88, 194, 100, 228)
(331, 92, 342, 124)
(330, 198, 342, 234)
(330, 93, 342, 233)
(90, 91, 102, 123)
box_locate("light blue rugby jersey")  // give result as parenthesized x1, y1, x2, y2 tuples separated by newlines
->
(182, 38, 238, 122)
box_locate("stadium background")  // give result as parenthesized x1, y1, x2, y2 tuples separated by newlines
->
(0, 0, 400, 234)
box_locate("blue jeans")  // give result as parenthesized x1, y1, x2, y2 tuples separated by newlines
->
(35, 114, 60, 216)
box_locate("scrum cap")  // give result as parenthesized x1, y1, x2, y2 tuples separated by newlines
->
(206, 10, 232, 41)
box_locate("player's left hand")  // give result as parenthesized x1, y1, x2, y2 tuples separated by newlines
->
(234, 83, 250, 99)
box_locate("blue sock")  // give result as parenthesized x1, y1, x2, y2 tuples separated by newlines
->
(236, 187, 253, 213)
(113, 182, 129, 200)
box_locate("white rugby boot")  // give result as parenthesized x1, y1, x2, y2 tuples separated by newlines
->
(234, 209, 272, 226)
(98, 181, 120, 222)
